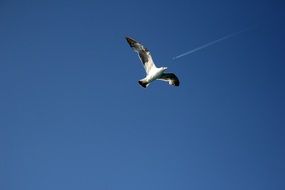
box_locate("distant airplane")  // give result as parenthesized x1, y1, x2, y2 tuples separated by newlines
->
(126, 37, 179, 88)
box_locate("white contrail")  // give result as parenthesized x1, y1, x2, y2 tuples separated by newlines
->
(173, 27, 252, 60)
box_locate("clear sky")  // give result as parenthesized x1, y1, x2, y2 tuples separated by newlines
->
(0, 0, 285, 190)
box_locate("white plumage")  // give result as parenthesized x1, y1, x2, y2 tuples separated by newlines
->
(126, 37, 180, 88)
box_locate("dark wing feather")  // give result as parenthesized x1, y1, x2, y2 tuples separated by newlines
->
(126, 37, 156, 74)
(159, 73, 180, 86)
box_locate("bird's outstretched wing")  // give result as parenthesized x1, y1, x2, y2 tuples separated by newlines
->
(158, 73, 180, 86)
(126, 37, 157, 74)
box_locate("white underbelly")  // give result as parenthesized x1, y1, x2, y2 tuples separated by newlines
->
(146, 69, 164, 82)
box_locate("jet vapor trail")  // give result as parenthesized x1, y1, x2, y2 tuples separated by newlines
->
(173, 27, 252, 60)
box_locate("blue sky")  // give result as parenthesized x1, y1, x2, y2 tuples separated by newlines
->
(0, 0, 285, 189)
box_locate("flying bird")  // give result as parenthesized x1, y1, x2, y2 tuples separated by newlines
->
(126, 37, 179, 88)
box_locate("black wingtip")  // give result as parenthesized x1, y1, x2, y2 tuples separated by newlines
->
(173, 78, 180, 86)
(174, 81, 180, 86)
(126, 36, 135, 43)
(125, 36, 130, 41)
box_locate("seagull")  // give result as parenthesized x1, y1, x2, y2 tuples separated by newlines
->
(126, 37, 180, 88)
